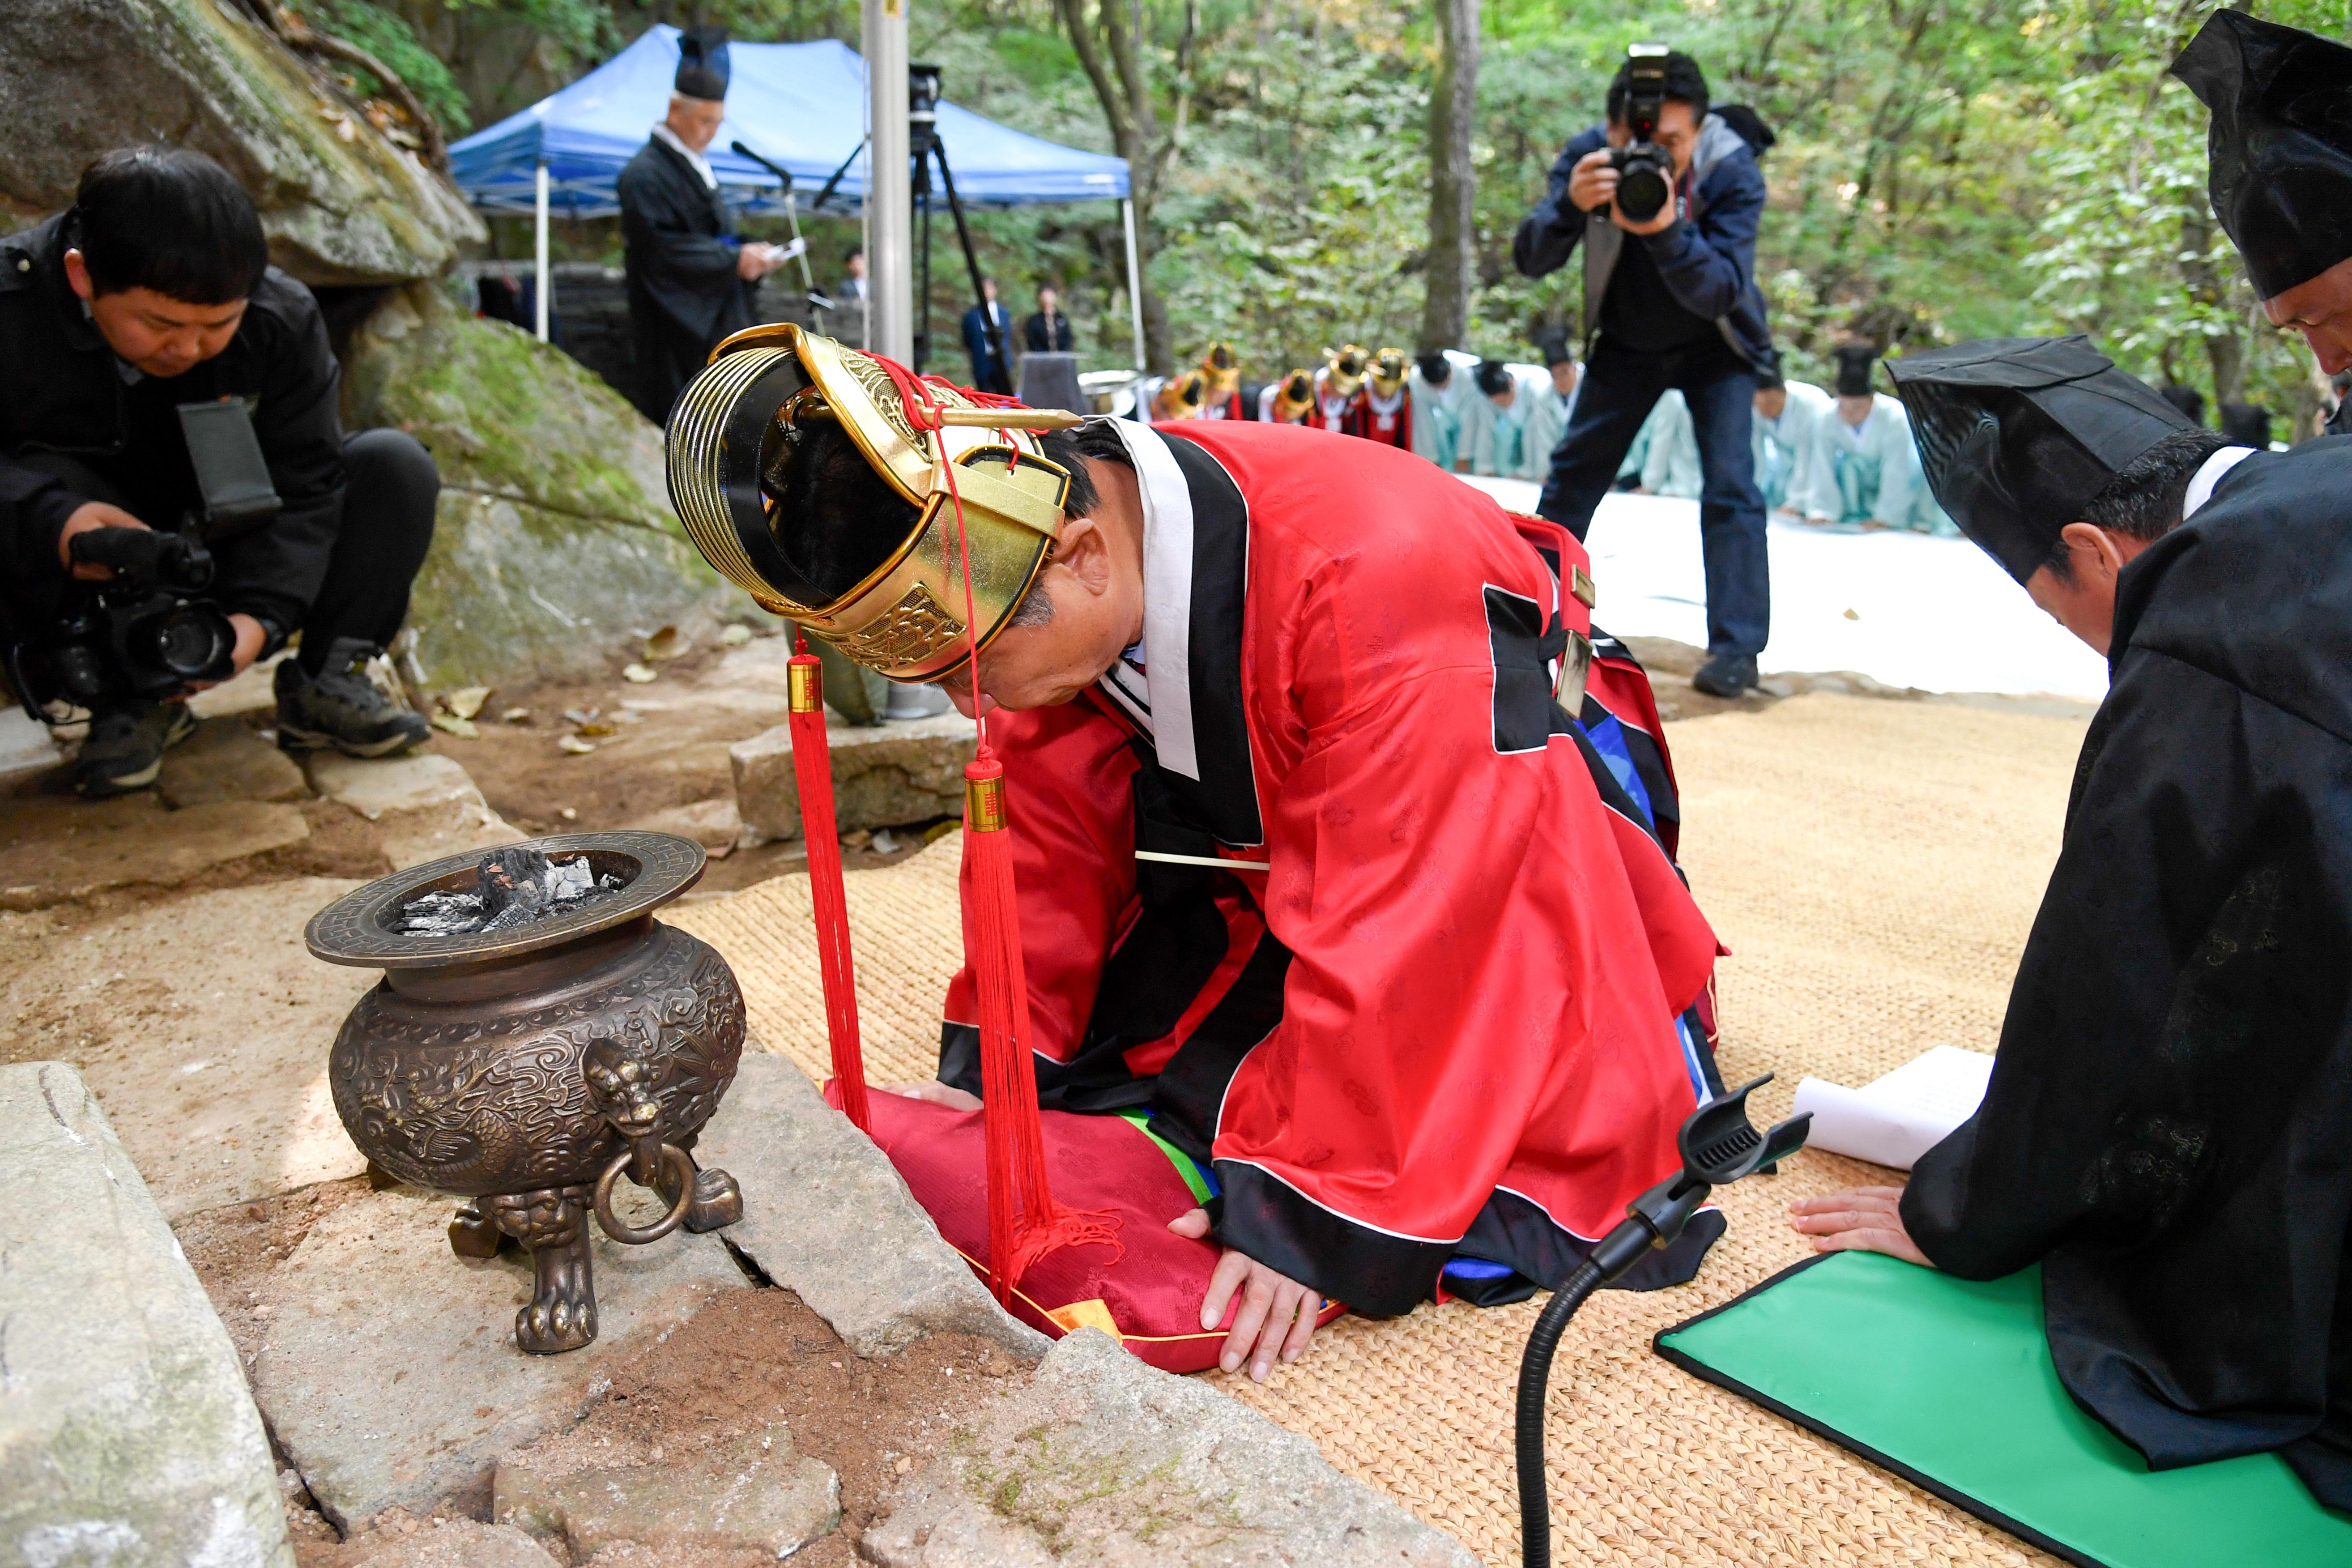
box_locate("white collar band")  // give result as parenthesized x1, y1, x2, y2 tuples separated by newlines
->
(2182, 445, 2257, 521)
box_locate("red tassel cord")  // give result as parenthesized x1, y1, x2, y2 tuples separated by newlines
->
(875, 357, 1121, 1304)
(787, 635, 873, 1136)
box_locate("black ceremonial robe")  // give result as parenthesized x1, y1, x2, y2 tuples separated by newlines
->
(1903, 435, 2352, 1511)
(617, 136, 754, 422)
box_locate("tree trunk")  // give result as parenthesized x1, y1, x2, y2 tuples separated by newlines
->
(1056, 0, 1176, 373)
(1418, 0, 1479, 353)
(2178, 203, 2247, 409)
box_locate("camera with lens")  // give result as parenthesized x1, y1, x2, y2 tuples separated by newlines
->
(1607, 43, 1676, 226)
(7, 399, 278, 719)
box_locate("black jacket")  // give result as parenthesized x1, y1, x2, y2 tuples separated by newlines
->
(1905, 436, 2352, 1511)
(617, 135, 753, 412)
(1512, 115, 1774, 371)
(1023, 309, 1074, 353)
(0, 213, 345, 639)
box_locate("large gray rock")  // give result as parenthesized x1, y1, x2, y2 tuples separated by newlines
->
(731, 712, 978, 841)
(343, 1517, 562, 1568)
(341, 282, 749, 690)
(694, 1053, 1046, 1360)
(863, 1329, 1479, 1568)
(0, 0, 482, 285)
(494, 1420, 840, 1559)
(251, 1185, 748, 1530)
(0, 1062, 295, 1568)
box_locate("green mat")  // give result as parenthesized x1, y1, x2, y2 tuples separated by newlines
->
(1653, 1252, 2352, 1568)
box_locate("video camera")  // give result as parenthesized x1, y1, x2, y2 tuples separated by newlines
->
(1607, 43, 1676, 225)
(8, 399, 278, 719)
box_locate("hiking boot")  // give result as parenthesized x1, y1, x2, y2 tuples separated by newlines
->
(74, 699, 196, 797)
(276, 639, 430, 758)
(1691, 652, 1760, 699)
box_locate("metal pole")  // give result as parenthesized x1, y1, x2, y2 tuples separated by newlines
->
(534, 161, 552, 343)
(1121, 197, 1144, 373)
(863, 0, 913, 364)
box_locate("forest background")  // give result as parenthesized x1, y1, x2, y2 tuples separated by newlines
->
(314, 0, 2349, 433)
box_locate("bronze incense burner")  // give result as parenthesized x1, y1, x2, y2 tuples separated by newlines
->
(307, 832, 746, 1354)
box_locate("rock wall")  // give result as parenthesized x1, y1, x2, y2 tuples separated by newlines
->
(0, 0, 482, 284)
(343, 281, 750, 688)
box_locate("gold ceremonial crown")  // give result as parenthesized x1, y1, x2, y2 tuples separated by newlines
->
(1271, 369, 1314, 422)
(1153, 370, 1209, 420)
(1324, 344, 1369, 399)
(664, 323, 1083, 682)
(1368, 347, 1408, 397)
(1200, 341, 1241, 397)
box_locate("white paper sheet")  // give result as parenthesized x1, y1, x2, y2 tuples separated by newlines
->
(1792, 1045, 1996, 1172)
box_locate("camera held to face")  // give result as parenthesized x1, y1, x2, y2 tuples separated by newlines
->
(1608, 44, 1675, 225)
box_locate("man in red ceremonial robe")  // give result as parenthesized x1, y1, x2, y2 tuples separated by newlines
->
(1359, 347, 1413, 447)
(1311, 344, 1370, 435)
(891, 414, 1724, 1380)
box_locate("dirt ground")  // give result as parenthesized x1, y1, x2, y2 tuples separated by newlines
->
(178, 1180, 1025, 1567)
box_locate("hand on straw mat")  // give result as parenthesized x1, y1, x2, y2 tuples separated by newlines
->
(1788, 1185, 1936, 1267)
(1169, 1207, 1323, 1382)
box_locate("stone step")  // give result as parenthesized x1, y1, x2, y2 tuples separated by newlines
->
(305, 750, 522, 871)
(730, 711, 976, 843)
(0, 1061, 295, 1568)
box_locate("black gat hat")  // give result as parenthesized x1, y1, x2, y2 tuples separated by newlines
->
(2171, 12, 2352, 300)
(1884, 336, 2195, 583)
(675, 26, 732, 102)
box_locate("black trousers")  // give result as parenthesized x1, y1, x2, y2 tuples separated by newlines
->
(10, 428, 438, 676)
(1535, 337, 1769, 660)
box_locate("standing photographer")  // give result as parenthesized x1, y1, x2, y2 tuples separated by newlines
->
(0, 148, 435, 797)
(1513, 47, 1775, 698)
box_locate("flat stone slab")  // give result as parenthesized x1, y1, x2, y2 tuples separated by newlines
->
(732, 712, 976, 841)
(495, 1419, 839, 1559)
(625, 796, 742, 854)
(251, 1184, 749, 1530)
(0, 703, 63, 779)
(0, 1062, 295, 1568)
(693, 1052, 1046, 1359)
(0, 795, 309, 911)
(0, 877, 374, 1220)
(306, 751, 521, 870)
(864, 1328, 1479, 1567)
(337, 1517, 562, 1568)
(159, 717, 311, 808)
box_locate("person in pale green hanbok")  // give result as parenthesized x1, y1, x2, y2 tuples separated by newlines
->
(1797, 346, 1954, 533)
(1619, 390, 1704, 498)
(1409, 352, 1466, 472)
(1750, 372, 1831, 512)
(1466, 360, 1527, 477)
(1510, 335, 1581, 483)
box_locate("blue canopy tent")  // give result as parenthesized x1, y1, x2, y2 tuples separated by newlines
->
(447, 29, 1140, 362)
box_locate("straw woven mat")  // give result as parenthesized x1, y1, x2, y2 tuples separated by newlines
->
(670, 692, 2093, 1566)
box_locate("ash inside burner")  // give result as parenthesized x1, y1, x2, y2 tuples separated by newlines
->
(393, 847, 631, 937)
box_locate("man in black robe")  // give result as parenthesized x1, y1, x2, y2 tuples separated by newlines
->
(616, 28, 786, 422)
(2173, 13, 2352, 437)
(1793, 335, 2352, 1512)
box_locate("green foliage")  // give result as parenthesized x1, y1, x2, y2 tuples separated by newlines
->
(291, 0, 477, 128)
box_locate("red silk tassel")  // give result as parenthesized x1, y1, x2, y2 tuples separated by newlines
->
(788, 635, 872, 1135)
(847, 349, 1120, 1302)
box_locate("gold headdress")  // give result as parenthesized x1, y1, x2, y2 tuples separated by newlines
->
(1323, 344, 1369, 399)
(1151, 369, 1209, 421)
(1199, 341, 1241, 397)
(1270, 369, 1314, 423)
(664, 323, 1082, 682)
(1368, 347, 1409, 398)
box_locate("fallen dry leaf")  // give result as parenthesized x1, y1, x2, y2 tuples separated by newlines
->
(575, 722, 618, 738)
(500, 707, 532, 723)
(644, 626, 688, 660)
(429, 713, 478, 739)
(621, 663, 658, 684)
(719, 624, 754, 646)
(443, 686, 492, 720)
(558, 735, 597, 755)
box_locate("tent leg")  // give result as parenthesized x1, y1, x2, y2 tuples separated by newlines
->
(1121, 197, 1145, 373)
(534, 162, 551, 344)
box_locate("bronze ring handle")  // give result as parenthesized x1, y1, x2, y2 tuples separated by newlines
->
(592, 1142, 695, 1244)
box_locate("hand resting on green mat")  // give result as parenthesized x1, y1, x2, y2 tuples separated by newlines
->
(1788, 1184, 1933, 1267)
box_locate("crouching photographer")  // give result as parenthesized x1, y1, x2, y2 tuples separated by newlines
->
(0, 147, 438, 797)
(1513, 46, 1776, 698)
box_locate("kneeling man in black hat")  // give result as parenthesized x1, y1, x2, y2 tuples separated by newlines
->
(1793, 335, 2352, 1511)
